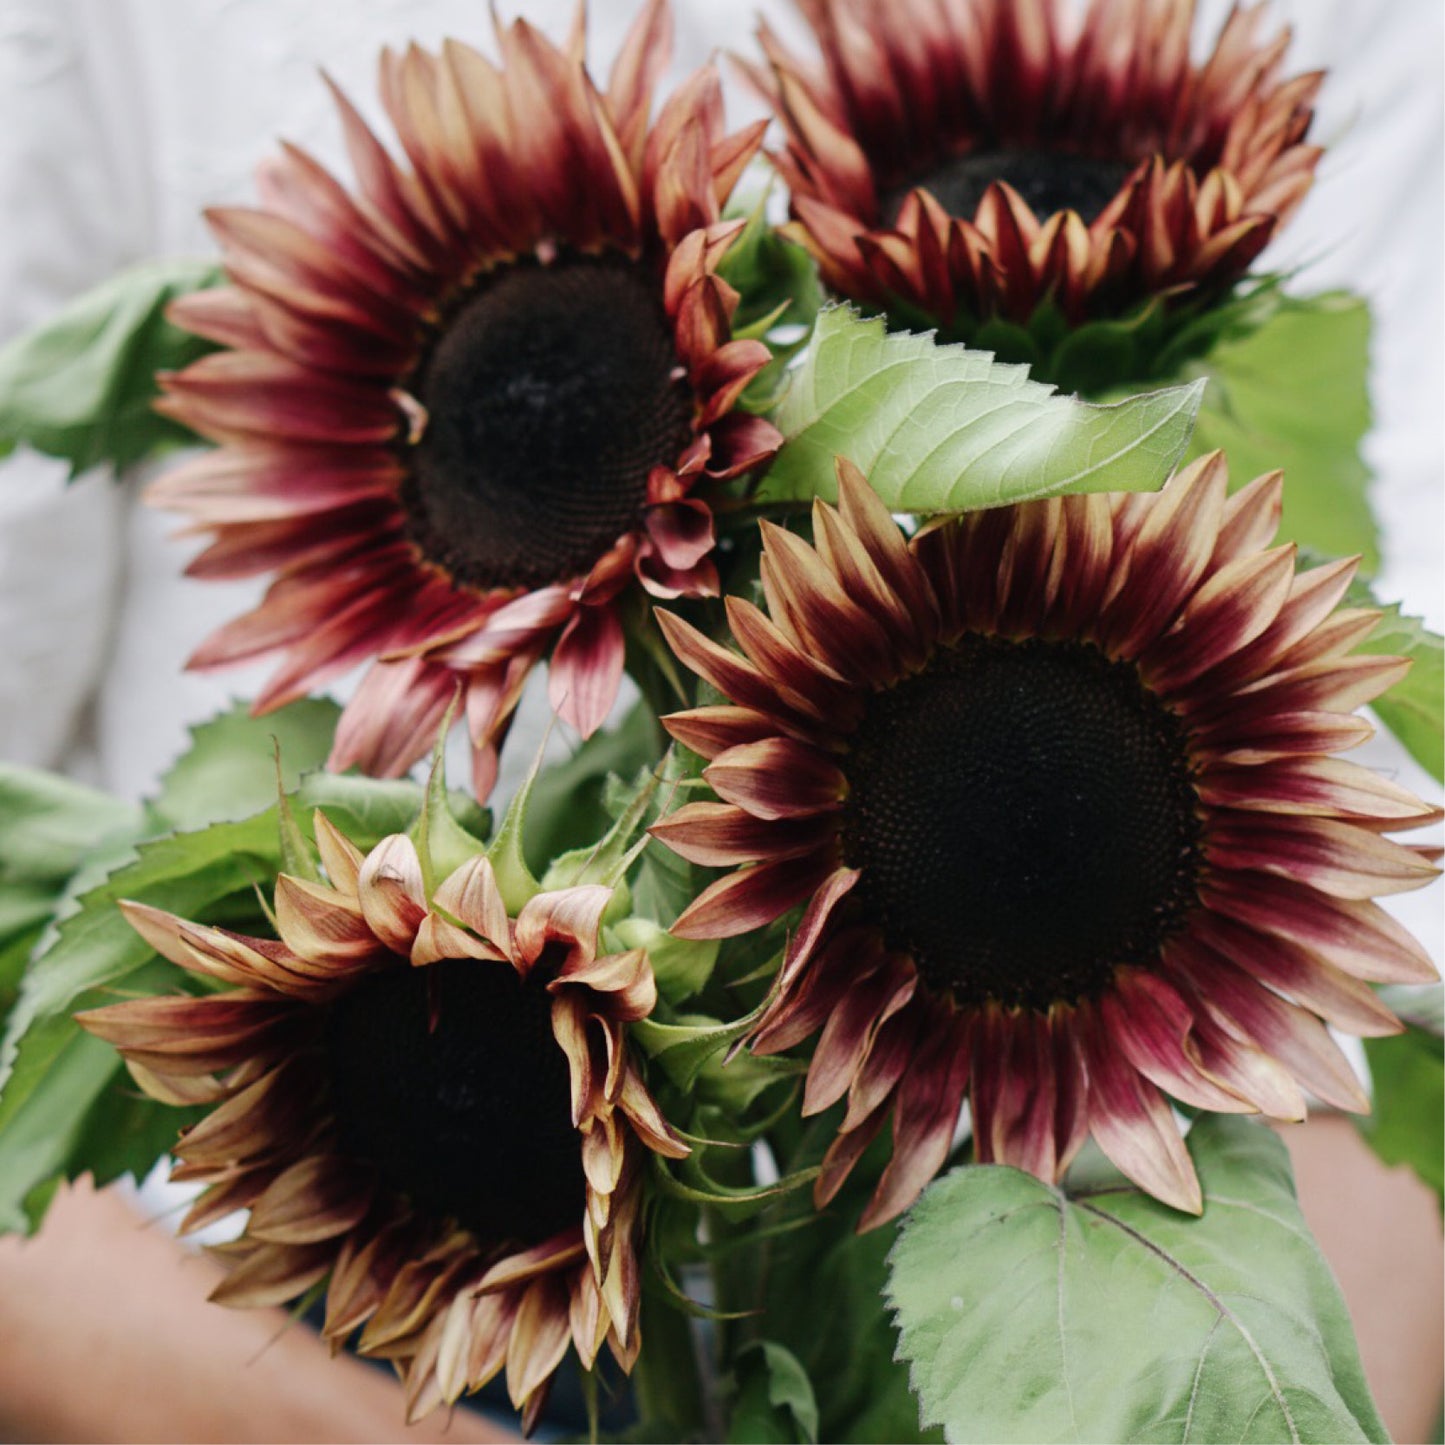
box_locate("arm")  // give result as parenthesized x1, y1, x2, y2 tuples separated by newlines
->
(0, 1176, 520, 1443)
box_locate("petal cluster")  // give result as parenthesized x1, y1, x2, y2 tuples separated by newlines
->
(751, 0, 1321, 334)
(653, 457, 1439, 1226)
(78, 817, 686, 1430)
(154, 3, 780, 799)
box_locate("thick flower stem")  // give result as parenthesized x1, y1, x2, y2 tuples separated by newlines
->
(631, 1286, 708, 1439)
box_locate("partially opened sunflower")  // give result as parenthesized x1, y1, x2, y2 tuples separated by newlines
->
(78, 818, 686, 1431)
(750, 0, 1321, 379)
(153, 2, 780, 799)
(651, 457, 1439, 1228)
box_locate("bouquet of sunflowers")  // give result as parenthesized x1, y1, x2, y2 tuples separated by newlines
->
(0, 2, 1439, 1440)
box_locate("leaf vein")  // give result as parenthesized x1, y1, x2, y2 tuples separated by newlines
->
(1077, 1201, 1301, 1445)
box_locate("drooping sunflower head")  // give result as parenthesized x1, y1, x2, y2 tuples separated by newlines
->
(78, 818, 686, 1430)
(651, 457, 1439, 1228)
(153, 1, 781, 800)
(750, 0, 1322, 382)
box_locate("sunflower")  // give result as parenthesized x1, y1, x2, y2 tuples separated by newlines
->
(77, 818, 687, 1430)
(649, 457, 1440, 1229)
(749, 0, 1321, 376)
(153, 3, 780, 799)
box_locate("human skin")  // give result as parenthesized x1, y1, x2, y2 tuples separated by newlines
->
(1276, 1115, 1443, 1445)
(0, 1176, 520, 1444)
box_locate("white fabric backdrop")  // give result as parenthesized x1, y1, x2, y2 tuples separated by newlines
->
(0, 0, 1438, 961)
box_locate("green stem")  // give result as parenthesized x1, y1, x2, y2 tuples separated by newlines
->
(633, 1284, 707, 1440)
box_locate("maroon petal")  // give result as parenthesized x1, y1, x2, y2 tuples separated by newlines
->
(1101, 969, 1256, 1113)
(1081, 1005, 1202, 1213)
(1202, 871, 1439, 984)
(705, 738, 848, 820)
(549, 604, 625, 739)
(860, 1008, 971, 1230)
(649, 802, 834, 868)
(669, 853, 837, 939)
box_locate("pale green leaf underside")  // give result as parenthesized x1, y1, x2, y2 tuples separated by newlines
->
(760, 306, 1204, 512)
(888, 1116, 1385, 1444)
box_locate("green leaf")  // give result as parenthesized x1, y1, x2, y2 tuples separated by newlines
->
(0, 765, 147, 1086)
(750, 1146, 938, 1445)
(1359, 985, 1444, 1205)
(728, 1341, 821, 1445)
(0, 765, 143, 889)
(758, 306, 1203, 512)
(888, 1115, 1387, 1444)
(148, 698, 342, 831)
(0, 831, 281, 1125)
(0, 259, 222, 476)
(293, 771, 431, 844)
(0, 958, 199, 1233)
(1185, 292, 1379, 570)
(1357, 604, 1444, 783)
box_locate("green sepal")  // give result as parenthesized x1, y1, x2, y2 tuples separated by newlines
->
(693, 1053, 805, 1123)
(717, 195, 824, 412)
(407, 714, 489, 895)
(485, 740, 545, 913)
(631, 1007, 765, 1091)
(606, 916, 719, 1006)
(521, 700, 659, 875)
(273, 746, 321, 884)
(540, 759, 664, 892)
(0, 259, 223, 477)
(879, 272, 1287, 396)
(653, 1149, 819, 1220)
(646, 1197, 758, 1324)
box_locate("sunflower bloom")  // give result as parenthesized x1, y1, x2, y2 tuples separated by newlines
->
(751, 0, 1321, 355)
(78, 820, 687, 1430)
(154, 2, 780, 799)
(650, 457, 1439, 1228)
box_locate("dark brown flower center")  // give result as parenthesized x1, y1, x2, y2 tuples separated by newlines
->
(322, 957, 585, 1248)
(840, 635, 1202, 1010)
(884, 148, 1133, 226)
(402, 254, 694, 591)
